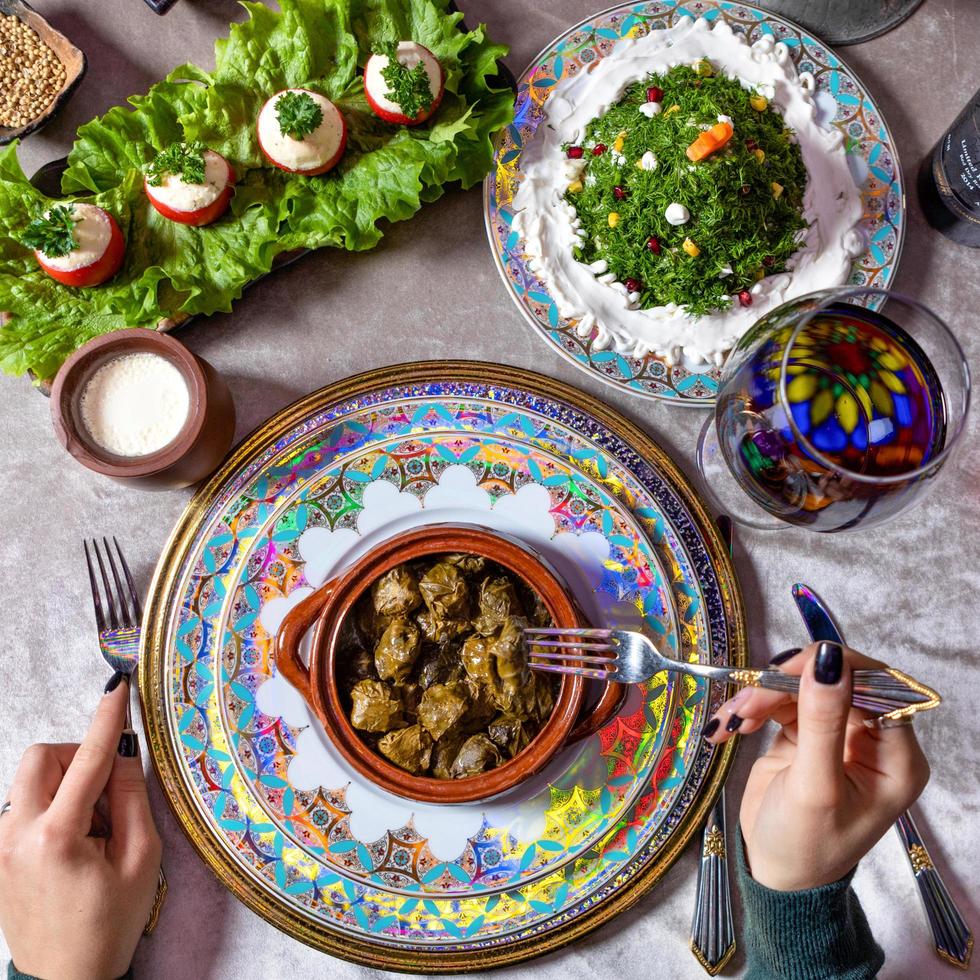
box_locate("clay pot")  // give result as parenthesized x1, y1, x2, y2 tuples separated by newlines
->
(275, 523, 623, 804)
(50, 329, 235, 490)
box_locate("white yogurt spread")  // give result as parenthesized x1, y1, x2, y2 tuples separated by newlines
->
(258, 90, 344, 171)
(80, 352, 190, 457)
(364, 41, 441, 116)
(511, 16, 865, 366)
(146, 150, 229, 212)
(40, 203, 110, 271)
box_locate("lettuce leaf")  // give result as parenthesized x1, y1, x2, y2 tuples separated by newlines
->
(0, 0, 513, 379)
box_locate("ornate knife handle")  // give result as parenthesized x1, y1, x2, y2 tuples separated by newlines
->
(896, 810, 973, 970)
(697, 665, 942, 724)
(690, 789, 736, 975)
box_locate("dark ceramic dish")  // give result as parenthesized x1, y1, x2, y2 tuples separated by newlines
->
(276, 524, 624, 805)
(0, 0, 86, 145)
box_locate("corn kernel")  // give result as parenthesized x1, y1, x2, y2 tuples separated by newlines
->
(682, 237, 700, 257)
(664, 103, 680, 117)
(567, 179, 583, 193)
(753, 147, 766, 164)
(613, 131, 627, 153)
(695, 59, 714, 77)
(608, 212, 620, 228)
(750, 94, 769, 112)
(755, 267, 766, 281)
(771, 181, 784, 199)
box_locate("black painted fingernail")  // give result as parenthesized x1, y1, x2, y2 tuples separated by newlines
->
(118, 732, 139, 757)
(770, 647, 802, 666)
(104, 670, 128, 694)
(726, 714, 743, 733)
(702, 717, 720, 739)
(814, 641, 843, 685)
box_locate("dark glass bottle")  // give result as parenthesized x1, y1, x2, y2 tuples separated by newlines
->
(917, 88, 980, 247)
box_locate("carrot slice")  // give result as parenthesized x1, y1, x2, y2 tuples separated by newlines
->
(686, 121, 734, 162)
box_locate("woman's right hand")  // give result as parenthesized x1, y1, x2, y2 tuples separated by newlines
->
(0, 678, 162, 980)
(705, 641, 930, 892)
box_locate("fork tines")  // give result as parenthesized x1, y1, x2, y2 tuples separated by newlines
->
(523, 627, 618, 681)
(84, 537, 142, 633)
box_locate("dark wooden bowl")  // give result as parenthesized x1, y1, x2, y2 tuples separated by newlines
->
(49, 329, 235, 490)
(276, 524, 623, 804)
(0, 0, 86, 145)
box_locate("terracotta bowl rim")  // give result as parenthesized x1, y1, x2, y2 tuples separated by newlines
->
(309, 524, 587, 804)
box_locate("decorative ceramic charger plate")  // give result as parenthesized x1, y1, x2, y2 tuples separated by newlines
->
(141, 362, 746, 971)
(484, 0, 905, 404)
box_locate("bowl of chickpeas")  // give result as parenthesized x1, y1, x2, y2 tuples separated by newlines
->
(0, 1, 86, 144)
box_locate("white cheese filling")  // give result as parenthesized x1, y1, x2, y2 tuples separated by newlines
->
(511, 16, 865, 367)
(147, 150, 229, 212)
(40, 203, 110, 272)
(364, 41, 441, 116)
(258, 90, 344, 171)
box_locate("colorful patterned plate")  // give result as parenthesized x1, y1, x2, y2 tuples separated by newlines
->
(141, 362, 746, 971)
(484, 0, 905, 404)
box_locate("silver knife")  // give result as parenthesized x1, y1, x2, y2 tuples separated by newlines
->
(791, 583, 973, 970)
(690, 516, 736, 975)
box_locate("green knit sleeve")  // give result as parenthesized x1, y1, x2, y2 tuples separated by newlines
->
(736, 829, 884, 979)
(8, 962, 133, 980)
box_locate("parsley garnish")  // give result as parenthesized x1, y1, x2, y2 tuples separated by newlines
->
(275, 91, 323, 140)
(567, 65, 808, 316)
(378, 42, 435, 119)
(144, 141, 208, 187)
(21, 205, 78, 257)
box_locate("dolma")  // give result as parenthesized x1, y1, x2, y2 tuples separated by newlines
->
(450, 734, 503, 779)
(372, 565, 422, 618)
(378, 724, 433, 775)
(375, 618, 422, 684)
(474, 576, 525, 635)
(349, 679, 404, 733)
(418, 681, 470, 741)
(419, 562, 470, 623)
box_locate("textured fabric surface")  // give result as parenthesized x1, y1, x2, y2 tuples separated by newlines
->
(735, 832, 885, 979)
(1, 1, 978, 978)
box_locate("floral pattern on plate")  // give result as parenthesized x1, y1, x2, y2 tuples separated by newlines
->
(484, 0, 905, 404)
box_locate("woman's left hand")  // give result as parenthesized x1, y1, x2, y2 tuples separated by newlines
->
(0, 678, 162, 980)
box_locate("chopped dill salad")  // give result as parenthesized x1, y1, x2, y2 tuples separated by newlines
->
(564, 63, 808, 317)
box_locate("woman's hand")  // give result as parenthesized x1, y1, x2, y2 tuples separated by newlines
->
(705, 641, 930, 892)
(0, 677, 162, 980)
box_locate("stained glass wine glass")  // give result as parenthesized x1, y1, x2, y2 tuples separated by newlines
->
(697, 287, 971, 532)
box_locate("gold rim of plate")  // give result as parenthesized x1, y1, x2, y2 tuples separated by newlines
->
(139, 360, 747, 972)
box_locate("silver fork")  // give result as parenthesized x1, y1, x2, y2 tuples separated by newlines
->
(83, 538, 167, 936)
(84, 537, 142, 733)
(523, 629, 942, 724)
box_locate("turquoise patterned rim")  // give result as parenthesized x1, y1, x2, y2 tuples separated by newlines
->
(484, 0, 905, 404)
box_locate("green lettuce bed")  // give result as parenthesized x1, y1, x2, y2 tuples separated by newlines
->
(0, 0, 513, 380)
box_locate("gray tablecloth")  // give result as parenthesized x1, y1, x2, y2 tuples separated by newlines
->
(2, 1, 978, 977)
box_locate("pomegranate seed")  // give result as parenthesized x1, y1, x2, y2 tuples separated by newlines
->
(613, 185, 627, 200)
(646, 236, 661, 254)
(592, 143, 607, 155)
(567, 145, 584, 158)
(744, 138, 758, 151)
(738, 290, 753, 307)
(625, 277, 642, 293)
(740, 184, 751, 196)
(762, 254, 775, 267)
(646, 86, 664, 103)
